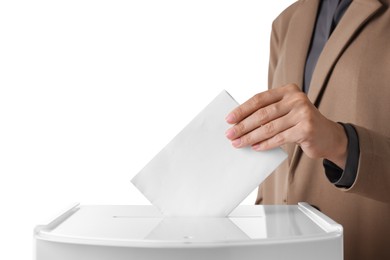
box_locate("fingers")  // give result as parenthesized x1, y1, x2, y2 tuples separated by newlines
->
(230, 112, 294, 148)
(225, 101, 289, 140)
(225, 84, 302, 150)
(225, 88, 284, 124)
(252, 126, 297, 151)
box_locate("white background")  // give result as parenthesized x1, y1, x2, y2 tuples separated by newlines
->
(0, 0, 295, 259)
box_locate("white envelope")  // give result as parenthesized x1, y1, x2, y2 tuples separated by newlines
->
(131, 90, 287, 217)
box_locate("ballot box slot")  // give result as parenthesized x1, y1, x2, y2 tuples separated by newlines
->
(112, 216, 162, 218)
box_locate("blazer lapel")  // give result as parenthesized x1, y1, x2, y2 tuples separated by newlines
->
(283, 0, 320, 90)
(307, 0, 383, 106)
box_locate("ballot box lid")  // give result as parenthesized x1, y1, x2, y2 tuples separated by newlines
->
(34, 203, 342, 248)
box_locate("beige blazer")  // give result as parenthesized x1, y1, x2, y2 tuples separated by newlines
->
(256, 0, 390, 259)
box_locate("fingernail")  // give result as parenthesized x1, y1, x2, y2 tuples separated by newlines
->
(225, 113, 236, 124)
(252, 144, 261, 151)
(232, 138, 241, 147)
(225, 128, 235, 139)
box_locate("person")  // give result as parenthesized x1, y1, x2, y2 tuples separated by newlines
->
(225, 0, 390, 259)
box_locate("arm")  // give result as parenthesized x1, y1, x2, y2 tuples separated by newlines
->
(225, 85, 390, 203)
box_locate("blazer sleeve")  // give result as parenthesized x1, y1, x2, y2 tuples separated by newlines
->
(344, 125, 390, 203)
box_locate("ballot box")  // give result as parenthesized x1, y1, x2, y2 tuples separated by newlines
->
(34, 203, 343, 260)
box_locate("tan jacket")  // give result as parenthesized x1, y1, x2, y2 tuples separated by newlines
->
(256, 0, 390, 259)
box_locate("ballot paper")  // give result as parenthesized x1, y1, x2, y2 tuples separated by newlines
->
(131, 90, 287, 217)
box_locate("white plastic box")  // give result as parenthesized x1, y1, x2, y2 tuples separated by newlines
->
(34, 203, 343, 260)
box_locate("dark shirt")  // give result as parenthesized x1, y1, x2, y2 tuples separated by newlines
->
(303, 0, 359, 188)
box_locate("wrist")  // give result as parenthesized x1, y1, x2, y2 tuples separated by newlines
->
(325, 122, 348, 169)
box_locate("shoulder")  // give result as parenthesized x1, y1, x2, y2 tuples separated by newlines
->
(272, 0, 318, 33)
(271, 0, 304, 35)
(274, 0, 302, 24)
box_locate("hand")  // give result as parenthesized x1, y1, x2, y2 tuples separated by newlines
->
(225, 84, 348, 169)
